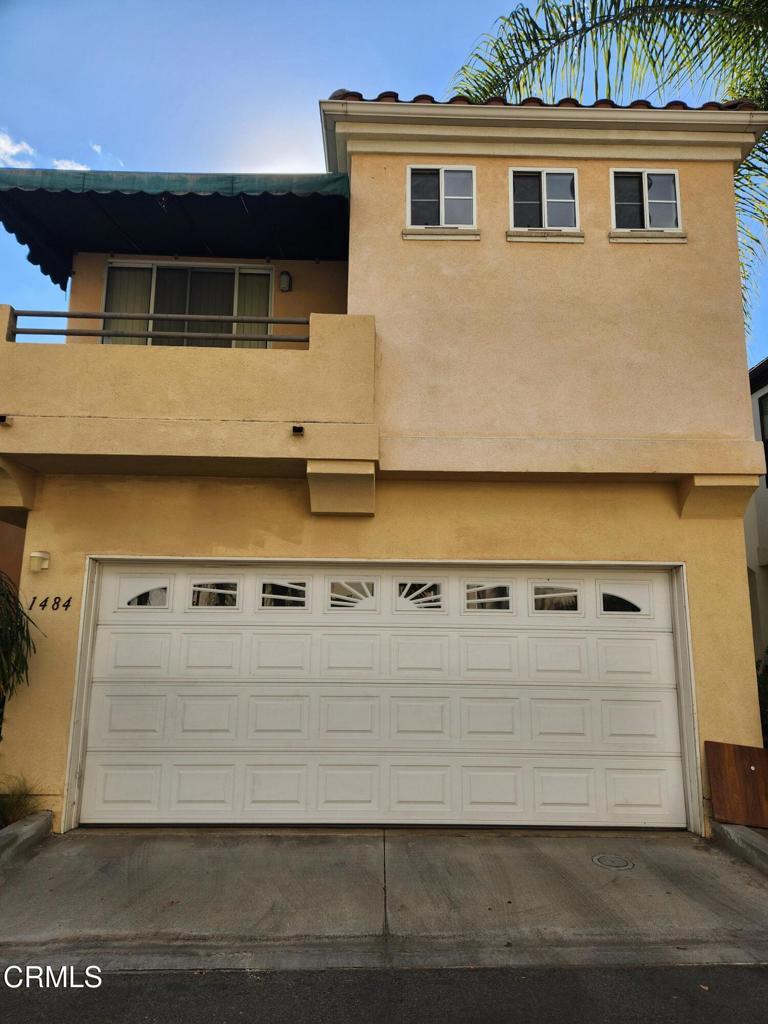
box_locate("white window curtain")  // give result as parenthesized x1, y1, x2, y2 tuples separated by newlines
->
(104, 265, 271, 347)
(103, 267, 152, 345)
(235, 273, 271, 349)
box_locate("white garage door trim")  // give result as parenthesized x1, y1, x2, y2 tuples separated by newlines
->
(62, 559, 701, 832)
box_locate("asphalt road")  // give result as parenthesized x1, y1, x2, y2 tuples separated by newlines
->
(2, 966, 768, 1023)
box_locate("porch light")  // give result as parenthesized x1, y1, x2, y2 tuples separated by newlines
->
(279, 270, 293, 293)
(29, 551, 50, 573)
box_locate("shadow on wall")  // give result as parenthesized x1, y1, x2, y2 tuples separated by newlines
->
(0, 521, 24, 586)
(756, 652, 768, 747)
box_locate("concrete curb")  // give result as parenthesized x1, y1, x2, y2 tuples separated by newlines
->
(0, 811, 52, 879)
(711, 820, 768, 876)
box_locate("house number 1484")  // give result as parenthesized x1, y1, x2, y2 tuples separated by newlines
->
(28, 596, 73, 611)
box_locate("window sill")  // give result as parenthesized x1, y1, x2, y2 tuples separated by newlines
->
(402, 227, 481, 241)
(506, 229, 584, 244)
(608, 230, 687, 244)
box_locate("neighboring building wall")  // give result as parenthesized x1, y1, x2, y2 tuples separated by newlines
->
(0, 520, 24, 585)
(0, 475, 761, 830)
(745, 382, 768, 657)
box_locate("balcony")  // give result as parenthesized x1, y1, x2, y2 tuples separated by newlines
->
(0, 306, 377, 515)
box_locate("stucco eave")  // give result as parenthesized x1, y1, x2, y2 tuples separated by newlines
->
(322, 101, 768, 171)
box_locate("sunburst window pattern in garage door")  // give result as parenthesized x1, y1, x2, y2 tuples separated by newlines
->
(328, 579, 378, 610)
(396, 580, 444, 611)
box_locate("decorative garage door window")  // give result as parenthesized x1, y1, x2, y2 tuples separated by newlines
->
(464, 582, 511, 611)
(532, 582, 580, 612)
(598, 580, 651, 615)
(328, 579, 377, 610)
(260, 580, 308, 609)
(396, 580, 444, 611)
(117, 576, 170, 609)
(190, 581, 239, 608)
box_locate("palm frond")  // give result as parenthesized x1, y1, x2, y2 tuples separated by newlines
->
(454, 0, 768, 103)
(0, 570, 37, 712)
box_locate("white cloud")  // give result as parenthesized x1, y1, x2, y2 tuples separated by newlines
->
(52, 158, 89, 171)
(90, 142, 102, 155)
(0, 131, 35, 168)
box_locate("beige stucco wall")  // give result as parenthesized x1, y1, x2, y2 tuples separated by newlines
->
(347, 153, 756, 473)
(67, 253, 348, 343)
(0, 474, 760, 830)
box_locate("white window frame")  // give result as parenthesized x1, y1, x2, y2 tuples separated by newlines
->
(101, 260, 275, 347)
(529, 579, 584, 617)
(610, 168, 682, 232)
(509, 168, 580, 231)
(406, 165, 477, 229)
(187, 576, 243, 611)
(257, 577, 312, 613)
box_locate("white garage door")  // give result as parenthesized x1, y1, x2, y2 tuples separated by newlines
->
(79, 563, 688, 826)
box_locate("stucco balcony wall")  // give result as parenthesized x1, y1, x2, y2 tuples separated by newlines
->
(0, 312, 377, 469)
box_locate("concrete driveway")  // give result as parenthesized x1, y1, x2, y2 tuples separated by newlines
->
(1, 828, 767, 970)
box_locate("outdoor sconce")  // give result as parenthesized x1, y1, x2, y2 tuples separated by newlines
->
(279, 271, 293, 293)
(29, 551, 50, 573)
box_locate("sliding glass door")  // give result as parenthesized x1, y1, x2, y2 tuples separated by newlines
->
(103, 264, 271, 347)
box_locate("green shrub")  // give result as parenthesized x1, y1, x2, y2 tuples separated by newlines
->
(0, 774, 39, 828)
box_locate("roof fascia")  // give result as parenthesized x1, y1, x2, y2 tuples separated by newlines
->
(321, 99, 768, 172)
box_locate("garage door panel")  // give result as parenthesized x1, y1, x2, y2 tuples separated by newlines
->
(321, 633, 382, 675)
(251, 634, 312, 676)
(248, 695, 310, 739)
(180, 633, 243, 674)
(176, 695, 240, 739)
(460, 697, 521, 739)
(460, 635, 520, 677)
(80, 752, 687, 825)
(81, 564, 687, 826)
(534, 767, 598, 816)
(87, 683, 681, 754)
(527, 636, 590, 681)
(93, 630, 173, 677)
(319, 695, 382, 739)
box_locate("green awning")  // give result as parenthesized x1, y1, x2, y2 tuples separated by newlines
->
(0, 170, 350, 289)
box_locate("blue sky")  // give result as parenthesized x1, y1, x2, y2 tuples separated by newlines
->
(1, 0, 766, 363)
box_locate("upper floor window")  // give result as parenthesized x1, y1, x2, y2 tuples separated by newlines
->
(408, 167, 475, 228)
(612, 171, 680, 230)
(103, 263, 271, 348)
(510, 170, 578, 229)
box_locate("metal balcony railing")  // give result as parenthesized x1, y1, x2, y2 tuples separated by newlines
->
(6, 308, 311, 346)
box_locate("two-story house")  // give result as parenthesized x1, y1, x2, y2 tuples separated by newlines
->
(0, 91, 765, 834)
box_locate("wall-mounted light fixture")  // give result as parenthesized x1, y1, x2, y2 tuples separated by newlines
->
(29, 551, 50, 573)
(279, 271, 293, 293)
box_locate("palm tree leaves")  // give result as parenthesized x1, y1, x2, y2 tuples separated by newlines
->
(454, 1, 768, 103)
(0, 570, 37, 739)
(454, 0, 768, 318)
